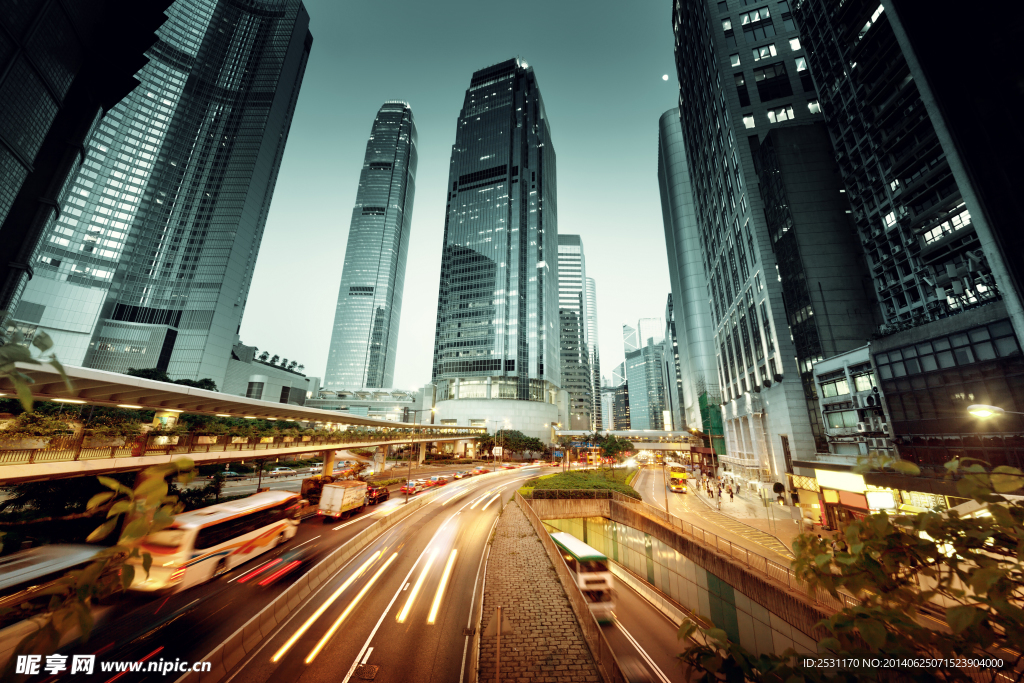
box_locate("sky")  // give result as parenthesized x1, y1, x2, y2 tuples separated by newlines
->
(239, 0, 679, 390)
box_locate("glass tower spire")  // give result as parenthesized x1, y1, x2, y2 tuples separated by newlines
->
(324, 102, 417, 390)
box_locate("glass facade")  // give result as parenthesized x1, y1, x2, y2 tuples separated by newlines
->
(13, 0, 312, 384)
(585, 276, 602, 430)
(324, 102, 416, 390)
(623, 319, 666, 430)
(558, 235, 591, 429)
(432, 58, 560, 403)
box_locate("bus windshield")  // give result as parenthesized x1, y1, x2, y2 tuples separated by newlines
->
(144, 529, 187, 548)
(579, 559, 608, 573)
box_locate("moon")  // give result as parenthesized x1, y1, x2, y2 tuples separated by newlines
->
(662, 74, 669, 81)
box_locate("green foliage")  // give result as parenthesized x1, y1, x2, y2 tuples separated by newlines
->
(3, 459, 195, 677)
(678, 458, 1024, 682)
(524, 468, 641, 499)
(0, 323, 73, 411)
(126, 368, 217, 392)
(0, 411, 74, 438)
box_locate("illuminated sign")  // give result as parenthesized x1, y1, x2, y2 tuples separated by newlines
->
(815, 469, 866, 493)
(866, 490, 896, 510)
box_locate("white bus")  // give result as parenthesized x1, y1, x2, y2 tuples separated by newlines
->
(550, 531, 614, 623)
(130, 491, 302, 594)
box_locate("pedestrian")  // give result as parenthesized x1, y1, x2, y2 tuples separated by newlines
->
(729, 487, 734, 501)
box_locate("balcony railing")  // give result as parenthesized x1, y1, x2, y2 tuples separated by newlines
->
(0, 427, 483, 467)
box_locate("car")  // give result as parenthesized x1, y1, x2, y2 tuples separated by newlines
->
(400, 481, 420, 495)
(430, 475, 449, 486)
(366, 484, 390, 504)
(218, 470, 246, 481)
(310, 463, 323, 474)
(500, 464, 516, 470)
(268, 467, 294, 478)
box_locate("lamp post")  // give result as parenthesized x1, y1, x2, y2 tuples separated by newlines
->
(405, 408, 436, 505)
(967, 404, 1024, 418)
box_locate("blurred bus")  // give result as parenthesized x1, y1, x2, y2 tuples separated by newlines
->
(0, 545, 105, 630)
(130, 491, 301, 594)
(668, 465, 689, 493)
(551, 532, 614, 623)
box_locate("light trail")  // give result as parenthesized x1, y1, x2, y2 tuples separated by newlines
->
(427, 549, 458, 624)
(396, 550, 436, 623)
(270, 550, 382, 662)
(305, 553, 399, 664)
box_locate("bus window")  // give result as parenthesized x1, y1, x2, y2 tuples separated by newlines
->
(145, 529, 187, 549)
(579, 559, 608, 573)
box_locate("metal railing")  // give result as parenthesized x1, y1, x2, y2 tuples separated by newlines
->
(527, 489, 860, 614)
(0, 428, 482, 467)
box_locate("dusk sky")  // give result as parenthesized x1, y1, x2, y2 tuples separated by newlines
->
(239, 0, 679, 390)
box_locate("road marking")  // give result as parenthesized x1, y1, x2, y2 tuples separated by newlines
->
(361, 647, 373, 665)
(614, 620, 673, 683)
(460, 513, 500, 683)
(481, 492, 502, 510)
(227, 559, 273, 583)
(293, 535, 320, 549)
(305, 552, 399, 663)
(403, 582, 410, 591)
(333, 517, 369, 531)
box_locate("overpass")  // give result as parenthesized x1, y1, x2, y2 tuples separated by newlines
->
(554, 429, 699, 451)
(0, 362, 483, 484)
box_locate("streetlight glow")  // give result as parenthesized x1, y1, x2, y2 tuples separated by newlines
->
(968, 404, 1007, 418)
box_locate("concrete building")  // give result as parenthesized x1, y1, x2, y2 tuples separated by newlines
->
(671, 0, 878, 492)
(12, 0, 312, 386)
(0, 0, 172, 314)
(792, 0, 1024, 483)
(324, 102, 416, 391)
(429, 59, 566, 442)
(305, 387, 430, 422)
(623, 319, 667, 431)
(558, 235, 592, 430)
(612, 383, 630, 432)
(223, 342, 311, 406)
(658, 108, 726, 455)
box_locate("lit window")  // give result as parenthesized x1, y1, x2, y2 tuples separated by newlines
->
(807, 99, 821, 114)
(765, 105, 794, 123)
(722, 18, 733, 30)
(752, 44, 777, 61)
(883, 211, 896, 227)
(789, 38, 800, 50)
(795, 57, 807, 72)
(743, 113, 755, 128)
(730, 54, 741, 67)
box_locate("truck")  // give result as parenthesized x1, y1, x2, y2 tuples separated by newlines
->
(318, 480, 367, 521)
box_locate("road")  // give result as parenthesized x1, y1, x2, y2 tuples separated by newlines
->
(43, 467, 540, 683)
(633, 466, 794, 561)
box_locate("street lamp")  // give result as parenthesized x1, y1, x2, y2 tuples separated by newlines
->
(967, 404, 1024, 418)
(404, 408, 436, 504)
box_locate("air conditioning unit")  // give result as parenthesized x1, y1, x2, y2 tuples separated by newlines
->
(857, 422, 868, 433)
(880, 423, 889, 433)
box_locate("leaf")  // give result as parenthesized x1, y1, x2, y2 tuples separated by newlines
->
(106, 500, 132, 518)
(990, 467, 1024, 494)
(98, 476, 132, 495)
(946, 605, 979, 633)
(945, 459, 961, 472)
(817, 637, 841, 652)
(704, 628, 729, 643)
(31, 331, 53, 352)
(815, 553, 831, 567)
(970, 567, 1005, 593)
(15, 380, 34, 412)
(120, 564, 135, 591)
(86, 518, 118, 543)
(75, 601, 94, 638)
(857, 619, 887, 649)
(891, 459, 921, 476)
(120, 517, 149, 542)
(46, 356, 74, 393)
(135, 477, 168, 499)
(86, 491, 115, 510)
(142, 552, 153, 578)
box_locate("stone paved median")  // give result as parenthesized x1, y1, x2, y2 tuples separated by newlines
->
(479, 501, 601, 682)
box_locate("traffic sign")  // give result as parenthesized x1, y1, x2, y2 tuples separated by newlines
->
(492, 446, 503, 457)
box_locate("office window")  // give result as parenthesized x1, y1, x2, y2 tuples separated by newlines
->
(752, 44, 777, 61)
(789, 38, 800, 50)
(807, 99, 821, 114)
(718, 1, 729, 12)
(742, 113, 755, 128)
(740, 6, 770, 24)
(766, 104, 795, 123)
(734, 73, 751, 107)
(795, 57, 807, 71)
(754, 62, 793, 101)
(820, 379, 850, 397)
(854, 374, 876, 392)
(722, 18, 733, 30)
(826, 410, 858, 429)
(730, 53, 741, 67)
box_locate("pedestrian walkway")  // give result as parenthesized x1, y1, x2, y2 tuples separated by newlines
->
(687, 488, 796, 557)
(480, 501, 601, 682)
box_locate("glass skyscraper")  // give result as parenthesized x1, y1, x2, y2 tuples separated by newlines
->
(324, 102, 416, 391)
(558, 234, 591, 430)
(623, 319, 666, 431)
(585, 276, 602, 430)
(12, 0, 312, 386)
(431, 59, 563, 440)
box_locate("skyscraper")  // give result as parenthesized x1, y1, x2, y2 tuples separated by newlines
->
(662, 294, 685, 432)
(623, 319, 667, 430)
(793, 0, 1024, 478)
(12, 0, 312, 385)
(558, 235, 591, 430)
(324, 102, 416, 391)
(0, 0, 172, 315)
(585, 276, 602, 430)
(431, 59, 565, 441)
(658, 109, 725, 452)
(671, 0, 876, 486)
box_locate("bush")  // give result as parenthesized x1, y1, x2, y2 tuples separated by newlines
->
(0, 412, 74, 438)
(526, 469, 641, 500)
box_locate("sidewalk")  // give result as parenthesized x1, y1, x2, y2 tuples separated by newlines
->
(479, 501, 601, 682)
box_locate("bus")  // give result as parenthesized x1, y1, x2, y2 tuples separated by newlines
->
(130, 491, 302, 594)
(0, 545, 108, 630)
(668, 465, 689, 493)
(550, 531, 614, 623)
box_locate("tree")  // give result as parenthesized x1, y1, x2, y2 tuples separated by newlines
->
(2, 459, 195, 678)
(259, 351, 270, 362)
(174, 377, 218, 391)
(126, 367, 172, 383)
(288, 360, 298, 371)
(270, 355, 280, 364)
(280, 358, 288, 367)
(678, 458, 1024, 683)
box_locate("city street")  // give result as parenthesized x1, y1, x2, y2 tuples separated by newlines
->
(45, 468, 540, 683)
